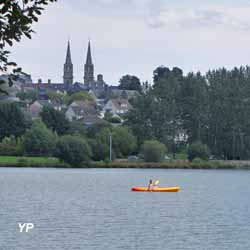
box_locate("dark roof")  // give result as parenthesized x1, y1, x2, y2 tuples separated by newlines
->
(22, 82, 89, 93)
(70, 101, 98, 116)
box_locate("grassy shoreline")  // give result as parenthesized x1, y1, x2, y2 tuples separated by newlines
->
(0, 156, 250, 169)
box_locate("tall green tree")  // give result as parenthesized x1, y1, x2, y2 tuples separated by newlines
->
(0, 102, 27, 141)
(151, 67, 183, 148)
(112, 126, 137, 157)
(23, 120, 57, 156)
(178, 72, 208, 144)
(118, 75, 142, 91)
(206, 67, 250, 159)
(125, 93, 155, 144)
(96, 126, 137, 159)
(55, 135, 92, 167)
(40, 106, 70, 135)
(126, 67, 183, 150)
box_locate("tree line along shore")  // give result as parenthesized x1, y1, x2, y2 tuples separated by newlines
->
(2, 66, 250, 167)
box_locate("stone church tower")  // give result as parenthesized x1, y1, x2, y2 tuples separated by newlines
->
(84, 41, 95, 87)
(63, 41, 73, 85)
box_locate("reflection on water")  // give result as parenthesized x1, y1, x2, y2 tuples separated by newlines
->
(0, 168, 250, 250)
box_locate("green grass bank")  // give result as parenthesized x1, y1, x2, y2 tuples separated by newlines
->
(0, 156, 68, 168)
(0, 156, 250, 169)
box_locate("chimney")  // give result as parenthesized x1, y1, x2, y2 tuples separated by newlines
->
(48, 79, 51, 84)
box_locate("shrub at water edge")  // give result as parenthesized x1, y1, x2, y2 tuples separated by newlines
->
(55, 135, 92, 167)
(187, 141, 210, 162)
(23, 120, 57, 156)
(141, 140, 167, 162)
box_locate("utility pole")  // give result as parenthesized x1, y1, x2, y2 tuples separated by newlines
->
(109, 131, 112, 161)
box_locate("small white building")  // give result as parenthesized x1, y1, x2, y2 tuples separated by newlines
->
(103, 98, 132, 118)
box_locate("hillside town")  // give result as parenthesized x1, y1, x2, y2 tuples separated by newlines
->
(0, 41, 141, 127)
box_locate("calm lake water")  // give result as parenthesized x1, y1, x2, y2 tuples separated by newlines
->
(0, 168, 250, 250)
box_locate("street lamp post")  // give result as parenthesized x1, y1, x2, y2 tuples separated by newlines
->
(109, 131, 112, 162)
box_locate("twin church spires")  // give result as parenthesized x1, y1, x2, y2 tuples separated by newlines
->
(63, 41, 95, 86)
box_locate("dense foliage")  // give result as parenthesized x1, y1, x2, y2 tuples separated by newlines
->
(23, 120, 57, 156)
(118, 75, 142, 91)
(40, 106, 70, 135)
(0, 136, 23, 156)
(95, 127, 137, 160)
(3, 64, 250, 162)
(141, 140, 166, 162)
(55, 135, 92, 167)
(0, 102, 28, 141)
(187, 142, 210, 162)
(126, 66, 250, 160)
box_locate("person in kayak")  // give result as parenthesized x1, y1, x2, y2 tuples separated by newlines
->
(148, 179, 160, 191)
(148, 179, 154, 190)
(148, 179, 159, 190)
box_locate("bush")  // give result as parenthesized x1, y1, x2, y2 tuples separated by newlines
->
(141, 140, 167, 162)
(109, 117, 121, 123)
(88, 139, 110, 161)
(187, 142, 210, 162)
(96, 127, 137, 159)
(104, 112, 121, 124)
(23, 120, 57, 156)
(112, 127, 137, 157)
(192, 157, 204, 163)
(55, 135, 92, 167)
(0, 136, 23, 156)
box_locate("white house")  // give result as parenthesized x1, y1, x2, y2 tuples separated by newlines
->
(103, 98, 132, 118)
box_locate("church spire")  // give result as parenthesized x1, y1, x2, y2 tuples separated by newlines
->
(65, 41, 72, 64)
(63, 40, 73, 85)
(86, 41, 93, 65)
(84, 40, 94, 86)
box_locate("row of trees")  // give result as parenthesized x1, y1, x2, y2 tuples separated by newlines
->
(0, 102, 168, 165)
(126, 66, 250, 160)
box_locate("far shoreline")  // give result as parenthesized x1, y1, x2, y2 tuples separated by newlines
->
(1, 158, 250, 170)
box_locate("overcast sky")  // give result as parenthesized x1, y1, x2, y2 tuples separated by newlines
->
(10, 0, 250, 85)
